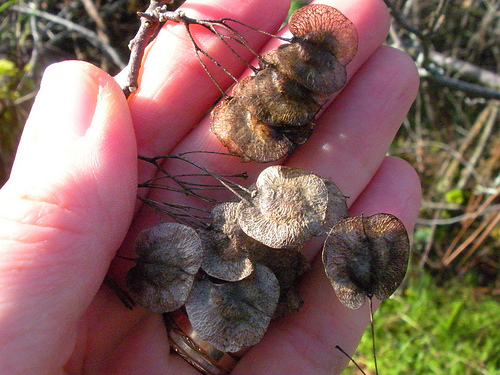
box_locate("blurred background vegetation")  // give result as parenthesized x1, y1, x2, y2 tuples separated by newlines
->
(0, 0, 499, 373)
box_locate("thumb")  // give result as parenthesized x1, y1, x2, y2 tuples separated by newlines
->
(0, 61, 137, 373)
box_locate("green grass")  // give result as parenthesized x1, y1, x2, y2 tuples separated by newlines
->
(343, 270, 500, 375)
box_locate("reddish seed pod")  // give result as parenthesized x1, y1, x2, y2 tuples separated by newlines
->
(288, 3, 358, 65)
(210, 4, 358, 162)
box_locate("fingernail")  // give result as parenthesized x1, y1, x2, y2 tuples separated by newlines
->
(32, 61, 99, 140)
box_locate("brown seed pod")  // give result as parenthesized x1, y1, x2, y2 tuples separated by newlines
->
(210, 96, 299, 163)
(320, 177, 349, 235)
(125, 223, 202, 313)
(322, 214, 410, 310)
(252, 246, 311, 318)
(279, 120, 316, 146)
(234, 68, 322, 127)
(262, 42, 347, 95)
(238, 166, 331, 248)
(198, 229, 254, 282)
(185, 264, 280, 352)
(288, 3, 358, 65)
(210, 4, 357, 163)
(198, 202, 270, 282)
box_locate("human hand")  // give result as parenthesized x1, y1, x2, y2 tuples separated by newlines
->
(0, 0, 421, 374)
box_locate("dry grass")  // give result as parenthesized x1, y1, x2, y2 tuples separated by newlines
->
(384, 0, 500, 292)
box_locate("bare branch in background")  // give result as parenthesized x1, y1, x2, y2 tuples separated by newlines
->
(383, 0, 500, 100)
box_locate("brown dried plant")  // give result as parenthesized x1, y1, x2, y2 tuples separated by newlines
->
(211, 4, 358, 162)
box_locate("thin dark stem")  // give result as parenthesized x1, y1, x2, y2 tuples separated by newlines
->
(104, 275, 136, 310)
(335, 345, 366, 375)
(115, 254, 137, 262)
(368, 296, 379, 375)
(383, 0, 500, 100)
(195, 18, 264, 72)
(182, 24, 237, 95)
(139, 153, 252, 199)
(424, 74, 500, 101)
(137, 195, 211, 228)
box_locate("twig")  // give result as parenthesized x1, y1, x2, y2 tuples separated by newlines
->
(457, 102, 498, 188)
(383, 0, 500, 100)
(80, 0, 110, 44)
(122, 0, 283, 97)
(416, 203, 500, 226)
(442, 185, 500, 266)
(123, 0, 174, 96)
(423, 73, 500, 101)
(429, 51, 500, 90)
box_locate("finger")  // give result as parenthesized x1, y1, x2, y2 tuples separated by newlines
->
(287, 45, 419, 262)
(236, 156, 421, 375)
(0, 61, 137, 373)
(287, 45, 420, 206)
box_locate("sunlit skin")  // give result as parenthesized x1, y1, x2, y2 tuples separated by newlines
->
(0, 0, 421, 374)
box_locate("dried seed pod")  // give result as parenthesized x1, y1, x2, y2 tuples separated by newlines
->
(185, 264, 280, 352)
(238, 166, 331, 248)
(252, 246, 311, 318)
(211, 96, 299, 163)
(280, 121, 316, 146)
(211, 201, 270, 260)
(320, 177, 349, 235)
(198, 202, 269, 282)
(288, 3, 358, 65)
(210, 4, 357, 163)
(125, 223, 202, 313)
(262, 42, 347, 95)
(198, 229, 254, 282)
(234, 68, 321, 127)
(322, 214, 410, 310)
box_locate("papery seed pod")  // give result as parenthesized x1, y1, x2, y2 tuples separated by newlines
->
(210, 201, 245, 234)
(198, 229, 254, 282)
(211, 97, 298, 163)
(234, 68, 321, 127)
(320, 177, 349, 235)
(288, 3, 358, 65)
(185, 264, 280, 352)
(280, 121, 316, 146)
(252, 246, 311, 318)
(198, 202, 269, 282)
(211, 201, 270, 260)
(238, 166, 331, 248)
(210, 4, 357, 163)
(125, 223, 203, 313)
(262, 42, 347, 95)
(322, 214, 410, 310)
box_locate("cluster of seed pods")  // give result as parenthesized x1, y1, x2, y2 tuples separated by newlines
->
(126, 166, 348, 351)
(211, 4, 358, 163)
(124, 2, 411, 357)
(126, 166, 410, 352)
